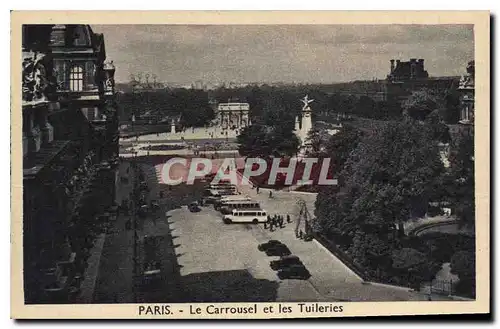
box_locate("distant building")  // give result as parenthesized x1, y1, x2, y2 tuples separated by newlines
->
(384, 58, 458, 104)
(387, 58, 429, 82)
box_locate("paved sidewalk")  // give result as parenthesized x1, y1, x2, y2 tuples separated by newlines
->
(236, 183, 448, 301)
(92, 162, 136, 303)
(120, 127, 239, 143)
(75, 233, 106, 303)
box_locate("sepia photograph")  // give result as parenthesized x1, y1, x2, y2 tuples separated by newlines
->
(10, 11, 490, 319)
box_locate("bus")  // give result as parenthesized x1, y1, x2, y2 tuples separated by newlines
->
(202, 188, 239, 204)
(213, 195, 252, 209)
(223, 209, 268, 224)
(218, 200, 261, 214)
(209, 184, 237, 192)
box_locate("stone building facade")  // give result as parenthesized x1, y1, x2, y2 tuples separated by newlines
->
(22, 24, 119, 304)
(384, 58, 458, 105)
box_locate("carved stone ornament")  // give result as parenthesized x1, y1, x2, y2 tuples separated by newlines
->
(22, 51, 54, 106)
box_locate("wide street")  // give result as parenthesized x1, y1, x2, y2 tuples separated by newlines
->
(93, 158, 451, 303)
(169, 182, 438, 302)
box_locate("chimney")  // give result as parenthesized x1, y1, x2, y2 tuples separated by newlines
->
(418, 59, 424, 70)
(390, 59, 395, 74)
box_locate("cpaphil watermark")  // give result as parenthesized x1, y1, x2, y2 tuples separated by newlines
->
(159, 157, 337, 186)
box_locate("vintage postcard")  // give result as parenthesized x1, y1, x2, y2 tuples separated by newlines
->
(10, 11, 490, 319)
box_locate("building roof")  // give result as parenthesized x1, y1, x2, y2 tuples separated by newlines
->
(49, 25, 105, 59)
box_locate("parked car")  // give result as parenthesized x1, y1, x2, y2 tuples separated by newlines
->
(265, 244, 291, 257)
(270, 255, 302, 270)
(258, 240, 282, 252)
(188, 202, 201, 212)
(277, 264, 311, 280)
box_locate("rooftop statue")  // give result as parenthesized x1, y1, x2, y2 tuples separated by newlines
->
(300, 95, 314, 111)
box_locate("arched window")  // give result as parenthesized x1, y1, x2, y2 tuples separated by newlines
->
(69, 65, 84, 91)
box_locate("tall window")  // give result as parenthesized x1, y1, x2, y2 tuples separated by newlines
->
(69, 65, 84, 91)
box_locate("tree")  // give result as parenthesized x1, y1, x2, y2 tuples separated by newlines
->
(315, 119, 446, 282)
(448, 132, 475, 224)
(450, 250, 476, 297)
(450, 250, 475, 280)
(354, 96, 377, 118)
(237, 124, 300, 158)
(402, 88, 446, 121)
(305, 127, 330, 156)
(392, 248, 436, 287)
(324, 125, 363, 176)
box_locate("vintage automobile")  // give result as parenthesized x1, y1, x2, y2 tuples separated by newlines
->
(270, 255, 302, 271)
(265, 244, 292, 257)
(277, 264, 311, 280)
(188, 201, 201, 212)
(257, 240, 282, 252)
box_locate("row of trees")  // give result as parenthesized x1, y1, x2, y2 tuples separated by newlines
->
(211, 84, 460, 122)
(312, 99, 475, 292)
(116, 80, 461, 130)
(116, 89, 214, 128)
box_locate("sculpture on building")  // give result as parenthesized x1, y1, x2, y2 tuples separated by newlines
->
(459, 60, 475, 89)
(22, 52, 54, 105)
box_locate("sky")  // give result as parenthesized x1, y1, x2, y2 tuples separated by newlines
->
(92, 24, 474, 85)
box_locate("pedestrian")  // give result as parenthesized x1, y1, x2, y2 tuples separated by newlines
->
(286, 214, 291, 223)
(299, 230, 304, 239)
(256, 186, 260, 194)
(264, 216, 268, 229)
(269, 190, 273, 198)
(279, 216, 284, 228)
(269, 217, 274, 232)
